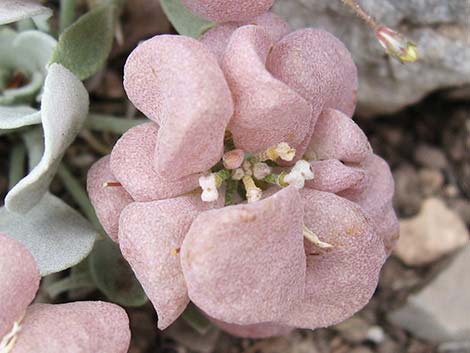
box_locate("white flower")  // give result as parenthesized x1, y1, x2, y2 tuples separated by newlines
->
(275, 142, 296, 161)
(246, 187, 262, 203)
(253, 162, 272, 180)
(292, 160, 314, 180)
(284, 160, 314, 189)
(199, 174, 219, 202)
(283, 171, 305, 189)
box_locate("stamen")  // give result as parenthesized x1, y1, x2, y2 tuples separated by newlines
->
(251, 143, 296, 163)
(303, 225, 333, 250)
(102, 181, 122, 188)
(242, 175, 262, 203)
(0, 319, 23, 353)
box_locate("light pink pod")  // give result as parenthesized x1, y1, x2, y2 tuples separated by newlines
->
(12, 302, 131, 353)
(283, 190, 386, 330)
(123, 35, 233, 179)
(87, 156, 133, 242)
(307, 109, 372, 163)
(110, 123, 199, 202)
(306, 159, 366, 194)
(181, 0, 275, 22)
(181, 187, 306, 325)
(200, 12, 291, 63)
(209, 317, 293, 339)
(222, 25, 313, 153)
(339, 154, 399, 254)
(0, 234, 39, 340)
(118, 195, 214, 330)
(267, 28, 358, 117)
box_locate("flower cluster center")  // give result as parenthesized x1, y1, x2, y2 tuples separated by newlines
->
(198, 135, 315, 205)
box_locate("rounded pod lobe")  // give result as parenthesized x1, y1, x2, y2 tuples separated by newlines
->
(123, 35, 233, 178)
(118, 195, 218, 330)
(201, 12, 291, 63)
(267, 28, 358, 117)
(0, 233, 39, 340)
(110, 123, 199, 202)
(283, 190, 386, 330)
(181, 0, 275, 22)
(222, 25, 313, 154)
(87, 156, 133, 242)
(181, 187, 306, 325)
(12, 302, 131, 353)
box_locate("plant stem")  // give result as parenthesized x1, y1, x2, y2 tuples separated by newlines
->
(59, 0, 77, 33)
(57, 163, 106, 235)
(8, 143, 26, 190)
(340, 0, 380, 31)
(85, 114, 147, 135)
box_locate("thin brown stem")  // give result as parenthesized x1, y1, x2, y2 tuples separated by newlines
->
(341, 0, 381, 31)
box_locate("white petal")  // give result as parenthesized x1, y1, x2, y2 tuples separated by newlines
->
(5, 63, 89, 214)
(0, 193, 97, 276)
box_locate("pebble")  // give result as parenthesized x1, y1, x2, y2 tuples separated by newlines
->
(366, 326, 385, 344)
(395, 198, 469, 266)
(334, 316, 370, 344)
(414, 144, 448, 170)
(389, 245, 470, 343)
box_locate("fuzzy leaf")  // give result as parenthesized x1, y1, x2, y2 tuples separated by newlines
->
(0, 193, 97, 276)
(0, 106, 41, 129)
(160, 0, 214, 38)
(0, 0, 52, 25)
(50, 4, 116, 80)
(5, 63, 89, 214)
(89, 238, 148, 308)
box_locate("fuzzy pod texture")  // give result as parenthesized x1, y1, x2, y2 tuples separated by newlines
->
(110, 123, 200, 202)
(200, 12, 291, 63)
(87, 155, 133, 242)
(181, 0, 275, 22)
(87, 11, 399, 338)
(118, 195, 215, 330)
(283, 190, 387, 329)
(222, 25, 313, 153)
(123, 35, 233, 179)
(181, 187, 306, 325)
(12, 302, 131, 353)
(267, 28, 358, 118)
(0, 233, 39, 339)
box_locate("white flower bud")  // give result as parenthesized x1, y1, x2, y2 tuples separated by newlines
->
(253, 162, 272, 180)
(292, 160, 314, 180)
(199, 174, 219, 202)
(283, 171, 305, 189)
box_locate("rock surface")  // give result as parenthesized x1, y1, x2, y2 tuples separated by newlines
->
(394, 198, 469, 266)
(273, 0, 470, 116)
(389, 245, 470, 342)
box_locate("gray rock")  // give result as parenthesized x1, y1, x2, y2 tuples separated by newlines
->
(273, 0, 470, 116)
(389, 245, 470, 342)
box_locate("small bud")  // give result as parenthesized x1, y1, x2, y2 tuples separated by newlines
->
(375, 26, 418, 63)
(199, 174, 219, 202)
(223, 149, 245, 170)
(242, 160, 253, 176)
(275, 142, 296, 161)
(232, 168, 245, 181)
(253, 162, 272, 180)
(242, 175, 262, 203)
